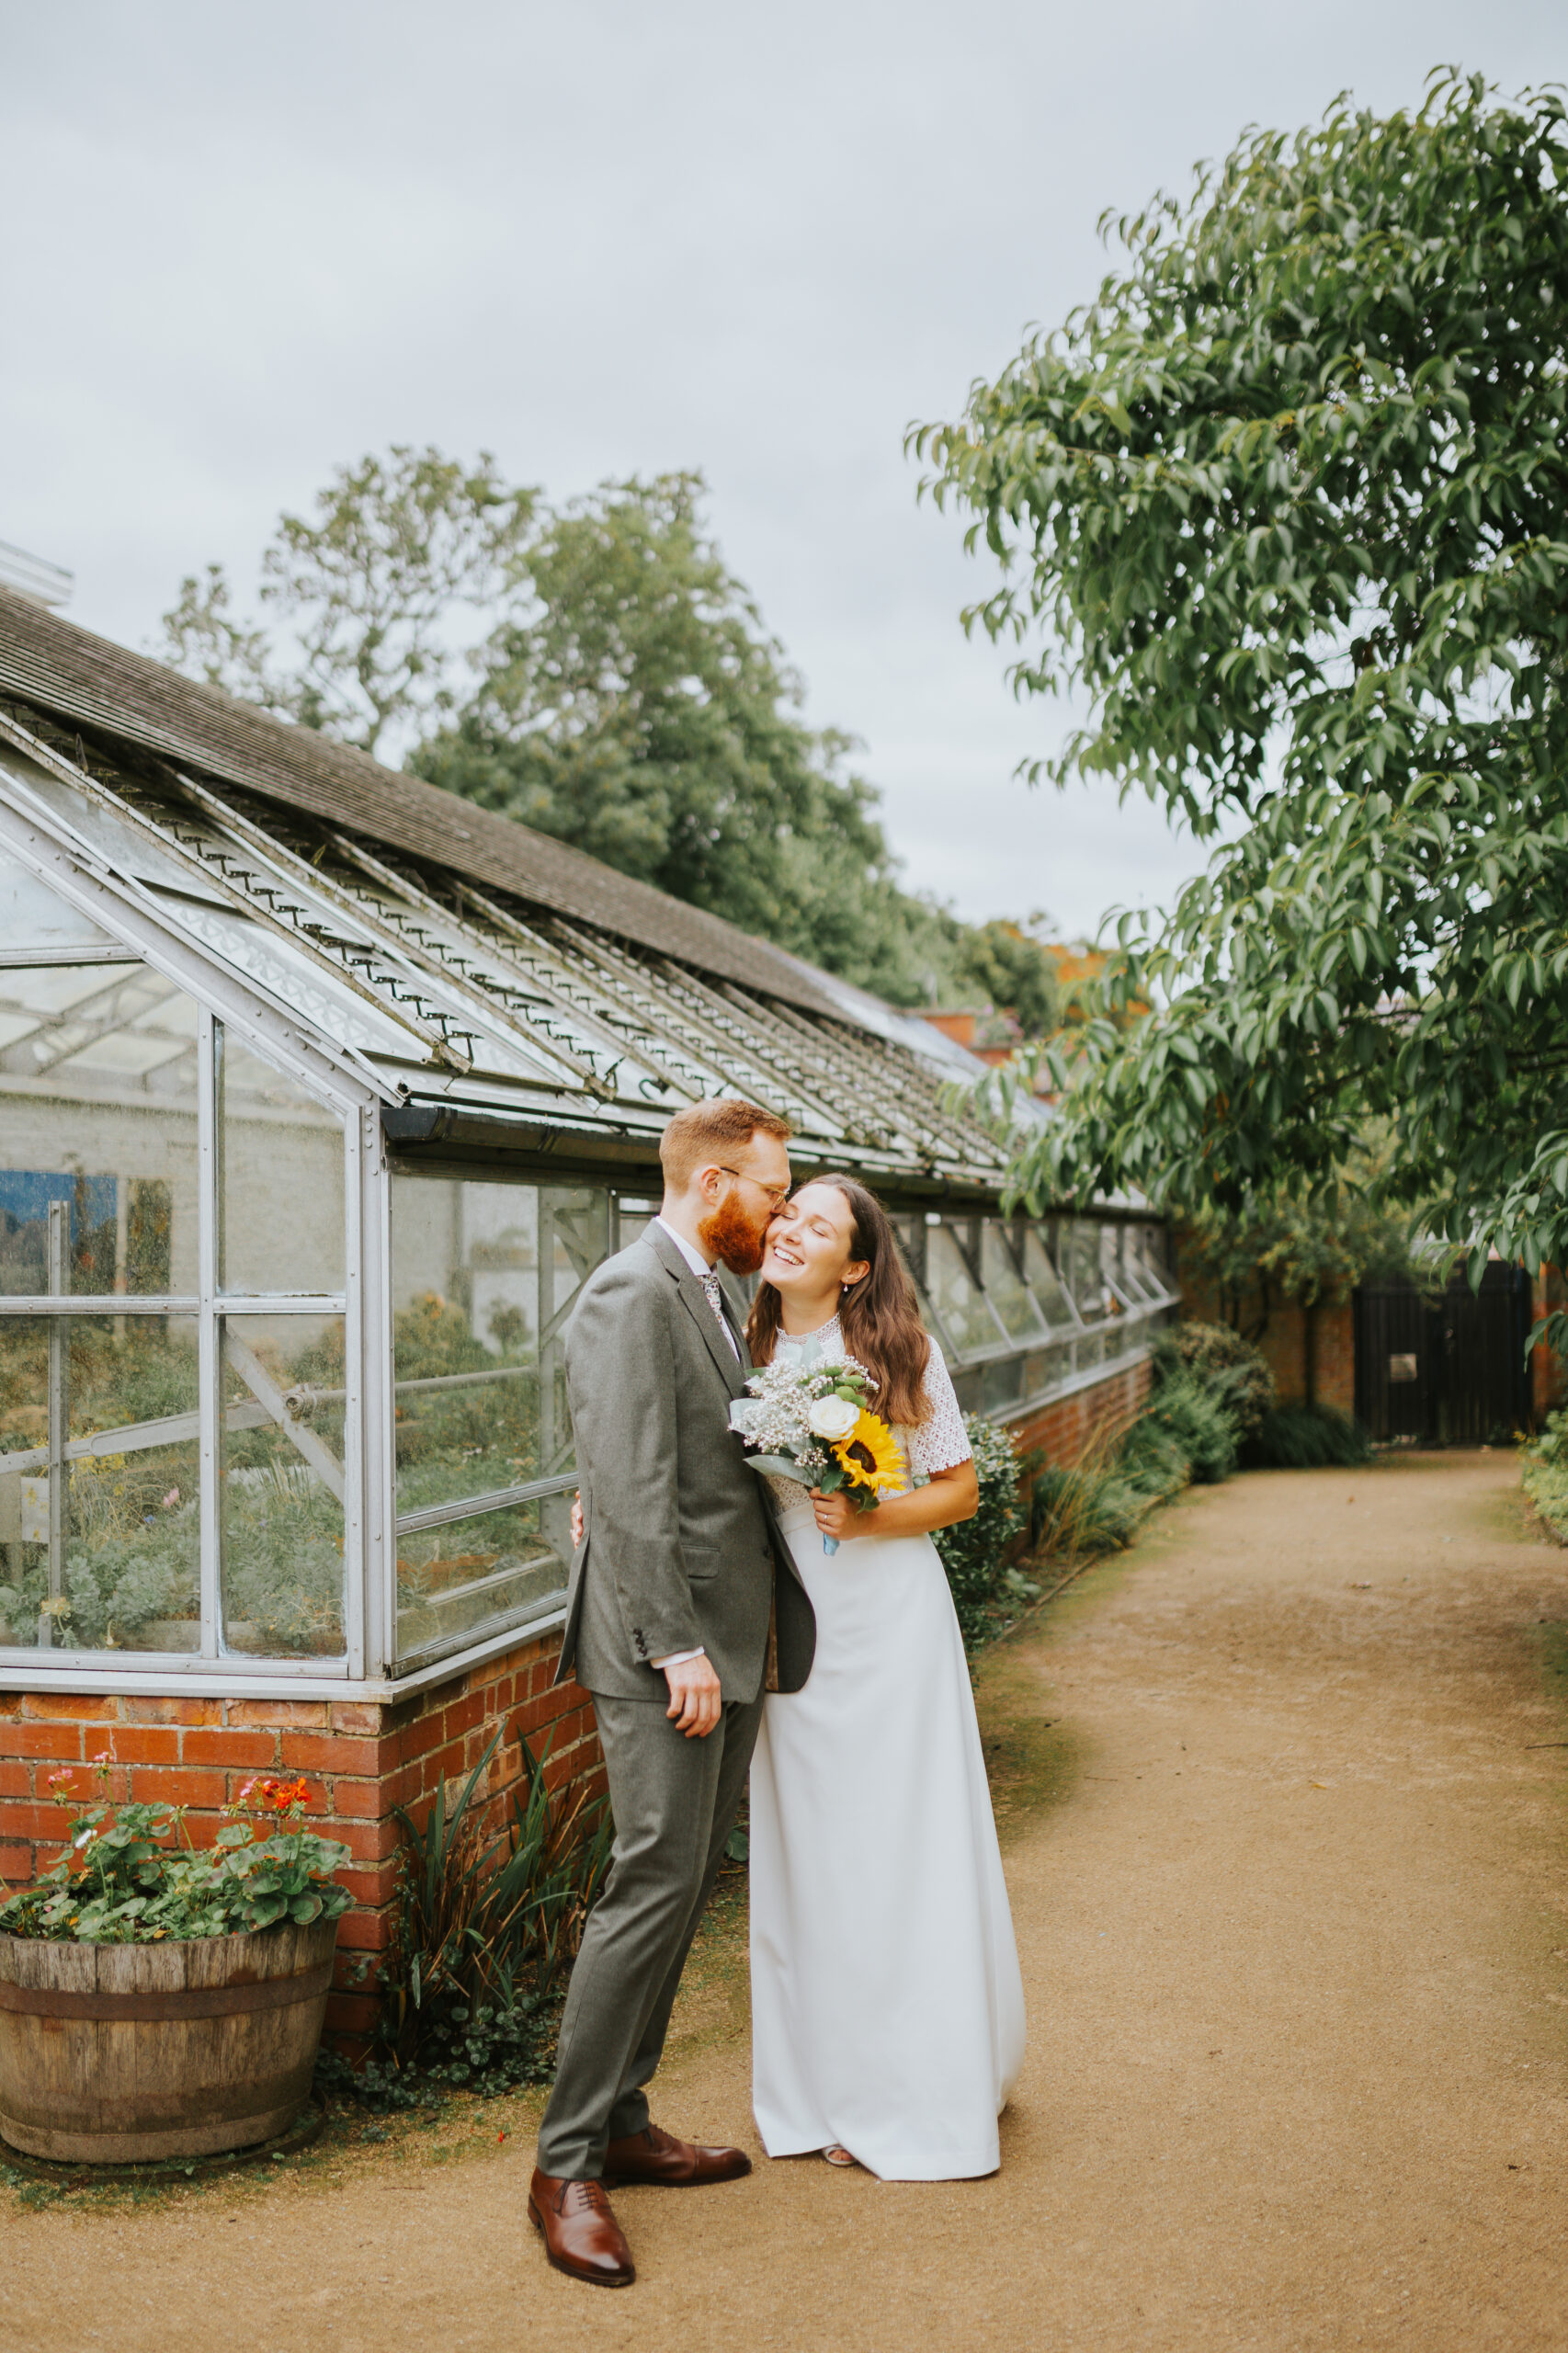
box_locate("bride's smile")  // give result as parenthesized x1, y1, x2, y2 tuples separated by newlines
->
(761, 1185, 869, 1324)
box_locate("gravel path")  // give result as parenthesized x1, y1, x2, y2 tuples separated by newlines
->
(7, 1453, 1568, 2350)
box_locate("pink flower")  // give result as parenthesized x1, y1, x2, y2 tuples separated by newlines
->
(161, 1486, 180, 1509)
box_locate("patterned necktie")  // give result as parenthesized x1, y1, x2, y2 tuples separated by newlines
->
(700, 1267, 739, 1357)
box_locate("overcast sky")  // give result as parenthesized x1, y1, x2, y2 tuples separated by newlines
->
(6, 1, 1565, 942)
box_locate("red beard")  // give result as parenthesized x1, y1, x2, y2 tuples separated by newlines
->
(699, 1191, 769, 1277)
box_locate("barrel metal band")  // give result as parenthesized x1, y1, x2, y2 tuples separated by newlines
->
(0, 1962, 335, 2022)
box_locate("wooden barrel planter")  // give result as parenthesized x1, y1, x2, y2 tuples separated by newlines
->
(0, 1919, 338, 2163)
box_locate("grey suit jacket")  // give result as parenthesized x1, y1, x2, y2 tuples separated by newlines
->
(555, 1222, 816, 1703)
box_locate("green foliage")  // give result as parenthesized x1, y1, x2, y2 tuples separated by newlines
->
(1519, 1409, 1568, 1540)
(953, 915, 1062, 1038)
(1029, 1450, 1151, 1555)
(915, 72, 1568, 1341)
(1153, 1320, 1275, 1437)
(1031, 1331, 1249, 1563)
(163, 454, 1050, 1013)
(1138, 1364, 1239, 1483)
(932, 1412, 1031, 1644)
(367, 1729, 610, 2097)
(1180, 1177, 1430, 1336)
(162, 447, 535, 757)
(0, 1771, 351, 1943)
(1244, 1404, 1371, 1469)
(414, 472, 971, 1004)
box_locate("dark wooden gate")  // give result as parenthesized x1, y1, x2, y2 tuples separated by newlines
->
(1353, 1262, 1533, 1445)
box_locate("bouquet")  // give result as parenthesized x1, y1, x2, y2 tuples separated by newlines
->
(729, 1351, 904, 1553)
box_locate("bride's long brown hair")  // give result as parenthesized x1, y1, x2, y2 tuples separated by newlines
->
(744, 1173, 931, 1427)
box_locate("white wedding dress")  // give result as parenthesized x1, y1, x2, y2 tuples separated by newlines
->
(747, 1316, 1027, 2179)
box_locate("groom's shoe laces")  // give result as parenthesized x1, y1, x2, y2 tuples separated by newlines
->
(554, 2178, 614, 2218)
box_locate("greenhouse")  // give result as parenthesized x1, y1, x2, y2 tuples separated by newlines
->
(0, 586, 1176, 1703)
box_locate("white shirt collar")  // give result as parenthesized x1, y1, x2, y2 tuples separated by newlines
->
(654, 1214, 714, 1279)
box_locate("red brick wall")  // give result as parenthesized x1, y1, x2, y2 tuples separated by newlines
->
(1533, 1267, 1568, 1423)
(0, 1631, 601, 2043)
(1009, 1355, 1153, 1466)
(1173, 1240, 1355, 1415)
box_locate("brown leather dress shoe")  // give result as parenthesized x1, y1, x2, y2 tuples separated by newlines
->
(528, 2168, 636, 2288)
(603, 2121, 753, 2188)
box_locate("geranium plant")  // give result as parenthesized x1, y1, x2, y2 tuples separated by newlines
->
(0, 1757, 352, 1943)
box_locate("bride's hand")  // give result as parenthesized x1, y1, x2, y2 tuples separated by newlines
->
(808, 1487, 860, 1543)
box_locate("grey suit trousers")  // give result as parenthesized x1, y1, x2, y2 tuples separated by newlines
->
(536, 1681, 765, 2179)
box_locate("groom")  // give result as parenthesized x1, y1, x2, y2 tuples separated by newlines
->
(529, 1098, 817, 2289)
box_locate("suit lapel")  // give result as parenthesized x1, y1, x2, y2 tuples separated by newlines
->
(645, 1223, 748, 1401)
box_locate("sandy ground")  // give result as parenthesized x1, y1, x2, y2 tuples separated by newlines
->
(7, 1452, 1568, 2351)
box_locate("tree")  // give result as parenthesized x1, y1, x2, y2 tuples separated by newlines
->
(414, 472, 975, 1002)
(161, 447, 535, 758)
(915, 72, 1568, 1337)
(160, 455, 1042, 1012)
(1179, 1172, 1426, 1404)
(952, 915, 1062, 1039)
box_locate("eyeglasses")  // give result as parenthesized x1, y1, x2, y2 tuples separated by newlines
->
(718, 1165, 791, 1215)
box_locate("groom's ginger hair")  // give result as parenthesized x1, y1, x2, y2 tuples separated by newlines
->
(659, 1098, 791, 1192)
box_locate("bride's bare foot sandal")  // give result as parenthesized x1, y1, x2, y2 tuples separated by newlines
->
(822, 2144, 859, 2168)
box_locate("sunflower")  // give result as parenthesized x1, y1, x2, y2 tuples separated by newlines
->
(830, 1409, 905, 1495)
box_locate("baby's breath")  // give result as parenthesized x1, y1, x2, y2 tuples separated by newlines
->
(730, 1354, 877, 1479)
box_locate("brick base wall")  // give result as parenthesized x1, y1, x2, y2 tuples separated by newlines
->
(1008, 1355, 1153, 1465)
(0, 1631, 600, 2044)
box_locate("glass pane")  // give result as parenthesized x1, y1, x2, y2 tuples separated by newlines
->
(1128, 1225, 1170, 1297)
(218, 1023, 345, 1294)
(924, 1223, 1006, 1357)
(980, 1222, 1047, 1342)
(1068, 1222, 1115, 1323)
(1021, 1342, 1073, 1401)
(0, 848, 119, 952)
(391, 1173, 608, 1518)
(614, 1196, 657, 1254)
(0, 963, 199, 1295)
(220, 1314, 346, 1657)
(981, 1355, 1024, 1414)
(396, 1496, 566, 1661)
(0, 1315, 200, 1653)
(1022, 1226, 1079, 1331)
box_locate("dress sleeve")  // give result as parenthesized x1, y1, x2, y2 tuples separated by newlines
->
(906, 1343, 973, 1477)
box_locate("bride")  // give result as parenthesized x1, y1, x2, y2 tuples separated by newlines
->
(744, 1173, 1026, 2179)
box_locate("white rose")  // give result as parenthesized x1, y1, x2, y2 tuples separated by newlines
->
(806, 1394, 860, 1442)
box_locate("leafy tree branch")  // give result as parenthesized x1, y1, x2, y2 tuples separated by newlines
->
(916, 69, 1568, 1337)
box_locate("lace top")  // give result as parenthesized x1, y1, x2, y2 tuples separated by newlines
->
(763, 1313, 971, 1512)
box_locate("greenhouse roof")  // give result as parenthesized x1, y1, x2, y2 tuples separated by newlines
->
(0, 589, 1028, 1196)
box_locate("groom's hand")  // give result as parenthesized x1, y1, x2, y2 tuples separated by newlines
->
(665, 1654, 722, 1738)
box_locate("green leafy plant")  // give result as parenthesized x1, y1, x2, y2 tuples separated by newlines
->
(0, 1764, 351, 1943)
(1523, 1408, 1568, 1541)
(351, 1726, 611, 2102)
(1244, 1405, 1371, 1469)
(1140, 1365, 1241, 1484)
(933, 1412, 1031, 1645)
(1153, 1322, 1275, 1437)
(1031, 1459, 1150, 1557)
